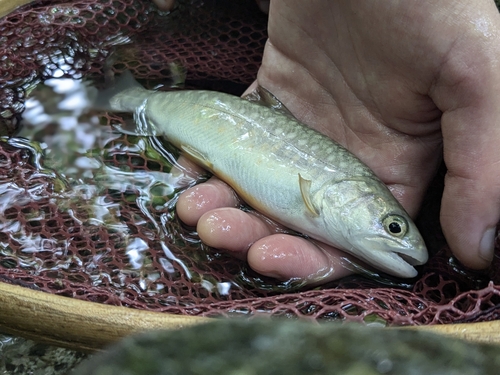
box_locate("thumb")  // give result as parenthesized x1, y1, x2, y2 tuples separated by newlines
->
(432, 10, 500, 269)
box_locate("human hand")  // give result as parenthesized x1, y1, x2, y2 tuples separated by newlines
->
(174, 0, 500, 283)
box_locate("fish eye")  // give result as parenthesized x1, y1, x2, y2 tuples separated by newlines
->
(383, 214, 408, 238)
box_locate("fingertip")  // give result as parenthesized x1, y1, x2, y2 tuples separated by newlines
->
(197, 208, 272, 258)
(176, 185, 210, 226)
(441, 222, 493, 270)
(176, 178, 239, 226)
(152, 0, 176, 11)
(440, 178, 497, 270)
(247, 234, 353, 282)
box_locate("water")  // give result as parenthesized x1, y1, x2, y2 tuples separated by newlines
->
(0, 73, 316, 308)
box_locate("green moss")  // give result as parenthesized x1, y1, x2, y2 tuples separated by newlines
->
(73, 319, 500, 375)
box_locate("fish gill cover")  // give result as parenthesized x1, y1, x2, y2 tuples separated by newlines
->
(0, 0, 500, 326)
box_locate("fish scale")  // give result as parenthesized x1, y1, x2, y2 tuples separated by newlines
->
(99, 74, 428, 279)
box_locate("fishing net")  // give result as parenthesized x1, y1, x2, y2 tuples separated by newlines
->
(1, 0, 500, 328)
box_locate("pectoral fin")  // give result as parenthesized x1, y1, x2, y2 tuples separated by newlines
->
(180, 144, 213, 171)
(242, 86, 295, 119)
(299, 173, 319, 216)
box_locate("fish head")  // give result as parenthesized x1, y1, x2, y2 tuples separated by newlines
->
(320, 178, 428, 278)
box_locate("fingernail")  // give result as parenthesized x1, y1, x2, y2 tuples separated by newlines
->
(479, 227, 496, 262)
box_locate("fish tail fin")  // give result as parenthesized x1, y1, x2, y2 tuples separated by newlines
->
(88, 70, 150, 113)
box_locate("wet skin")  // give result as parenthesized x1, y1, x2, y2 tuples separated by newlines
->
(158, 0, 500, 283)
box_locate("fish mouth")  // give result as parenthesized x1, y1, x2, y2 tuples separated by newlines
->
(355, 240, 428, 278)
(365, 251, 418, 278)
(379, 251, 427, 278)
(398, 252, 427, 267)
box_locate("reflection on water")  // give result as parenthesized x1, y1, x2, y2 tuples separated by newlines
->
(0, 76, 224, 298)
(0, 74, 310, 305)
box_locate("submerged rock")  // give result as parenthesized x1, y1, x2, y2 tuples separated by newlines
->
(73, 319, 500, 375)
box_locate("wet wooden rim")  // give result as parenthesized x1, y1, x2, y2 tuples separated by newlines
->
(0, 0, 35, 19)
(0, 281, 499, 352)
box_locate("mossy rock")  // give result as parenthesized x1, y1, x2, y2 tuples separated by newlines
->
(73, 318, 500, 375)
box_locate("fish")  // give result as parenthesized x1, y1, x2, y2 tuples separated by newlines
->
(95, 71, 428, 278)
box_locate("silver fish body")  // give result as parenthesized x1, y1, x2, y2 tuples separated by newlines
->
(101, 75, 428, 278)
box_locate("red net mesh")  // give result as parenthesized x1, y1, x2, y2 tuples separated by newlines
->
(1, 0, 500, 327)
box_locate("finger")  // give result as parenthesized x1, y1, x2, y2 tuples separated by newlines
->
(431, 3, 500, 268)
(247, 234, 355, 283)
(176, 177, 239, 226)
(152, 0, 176, 11)
(197, 208, 275, 259)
